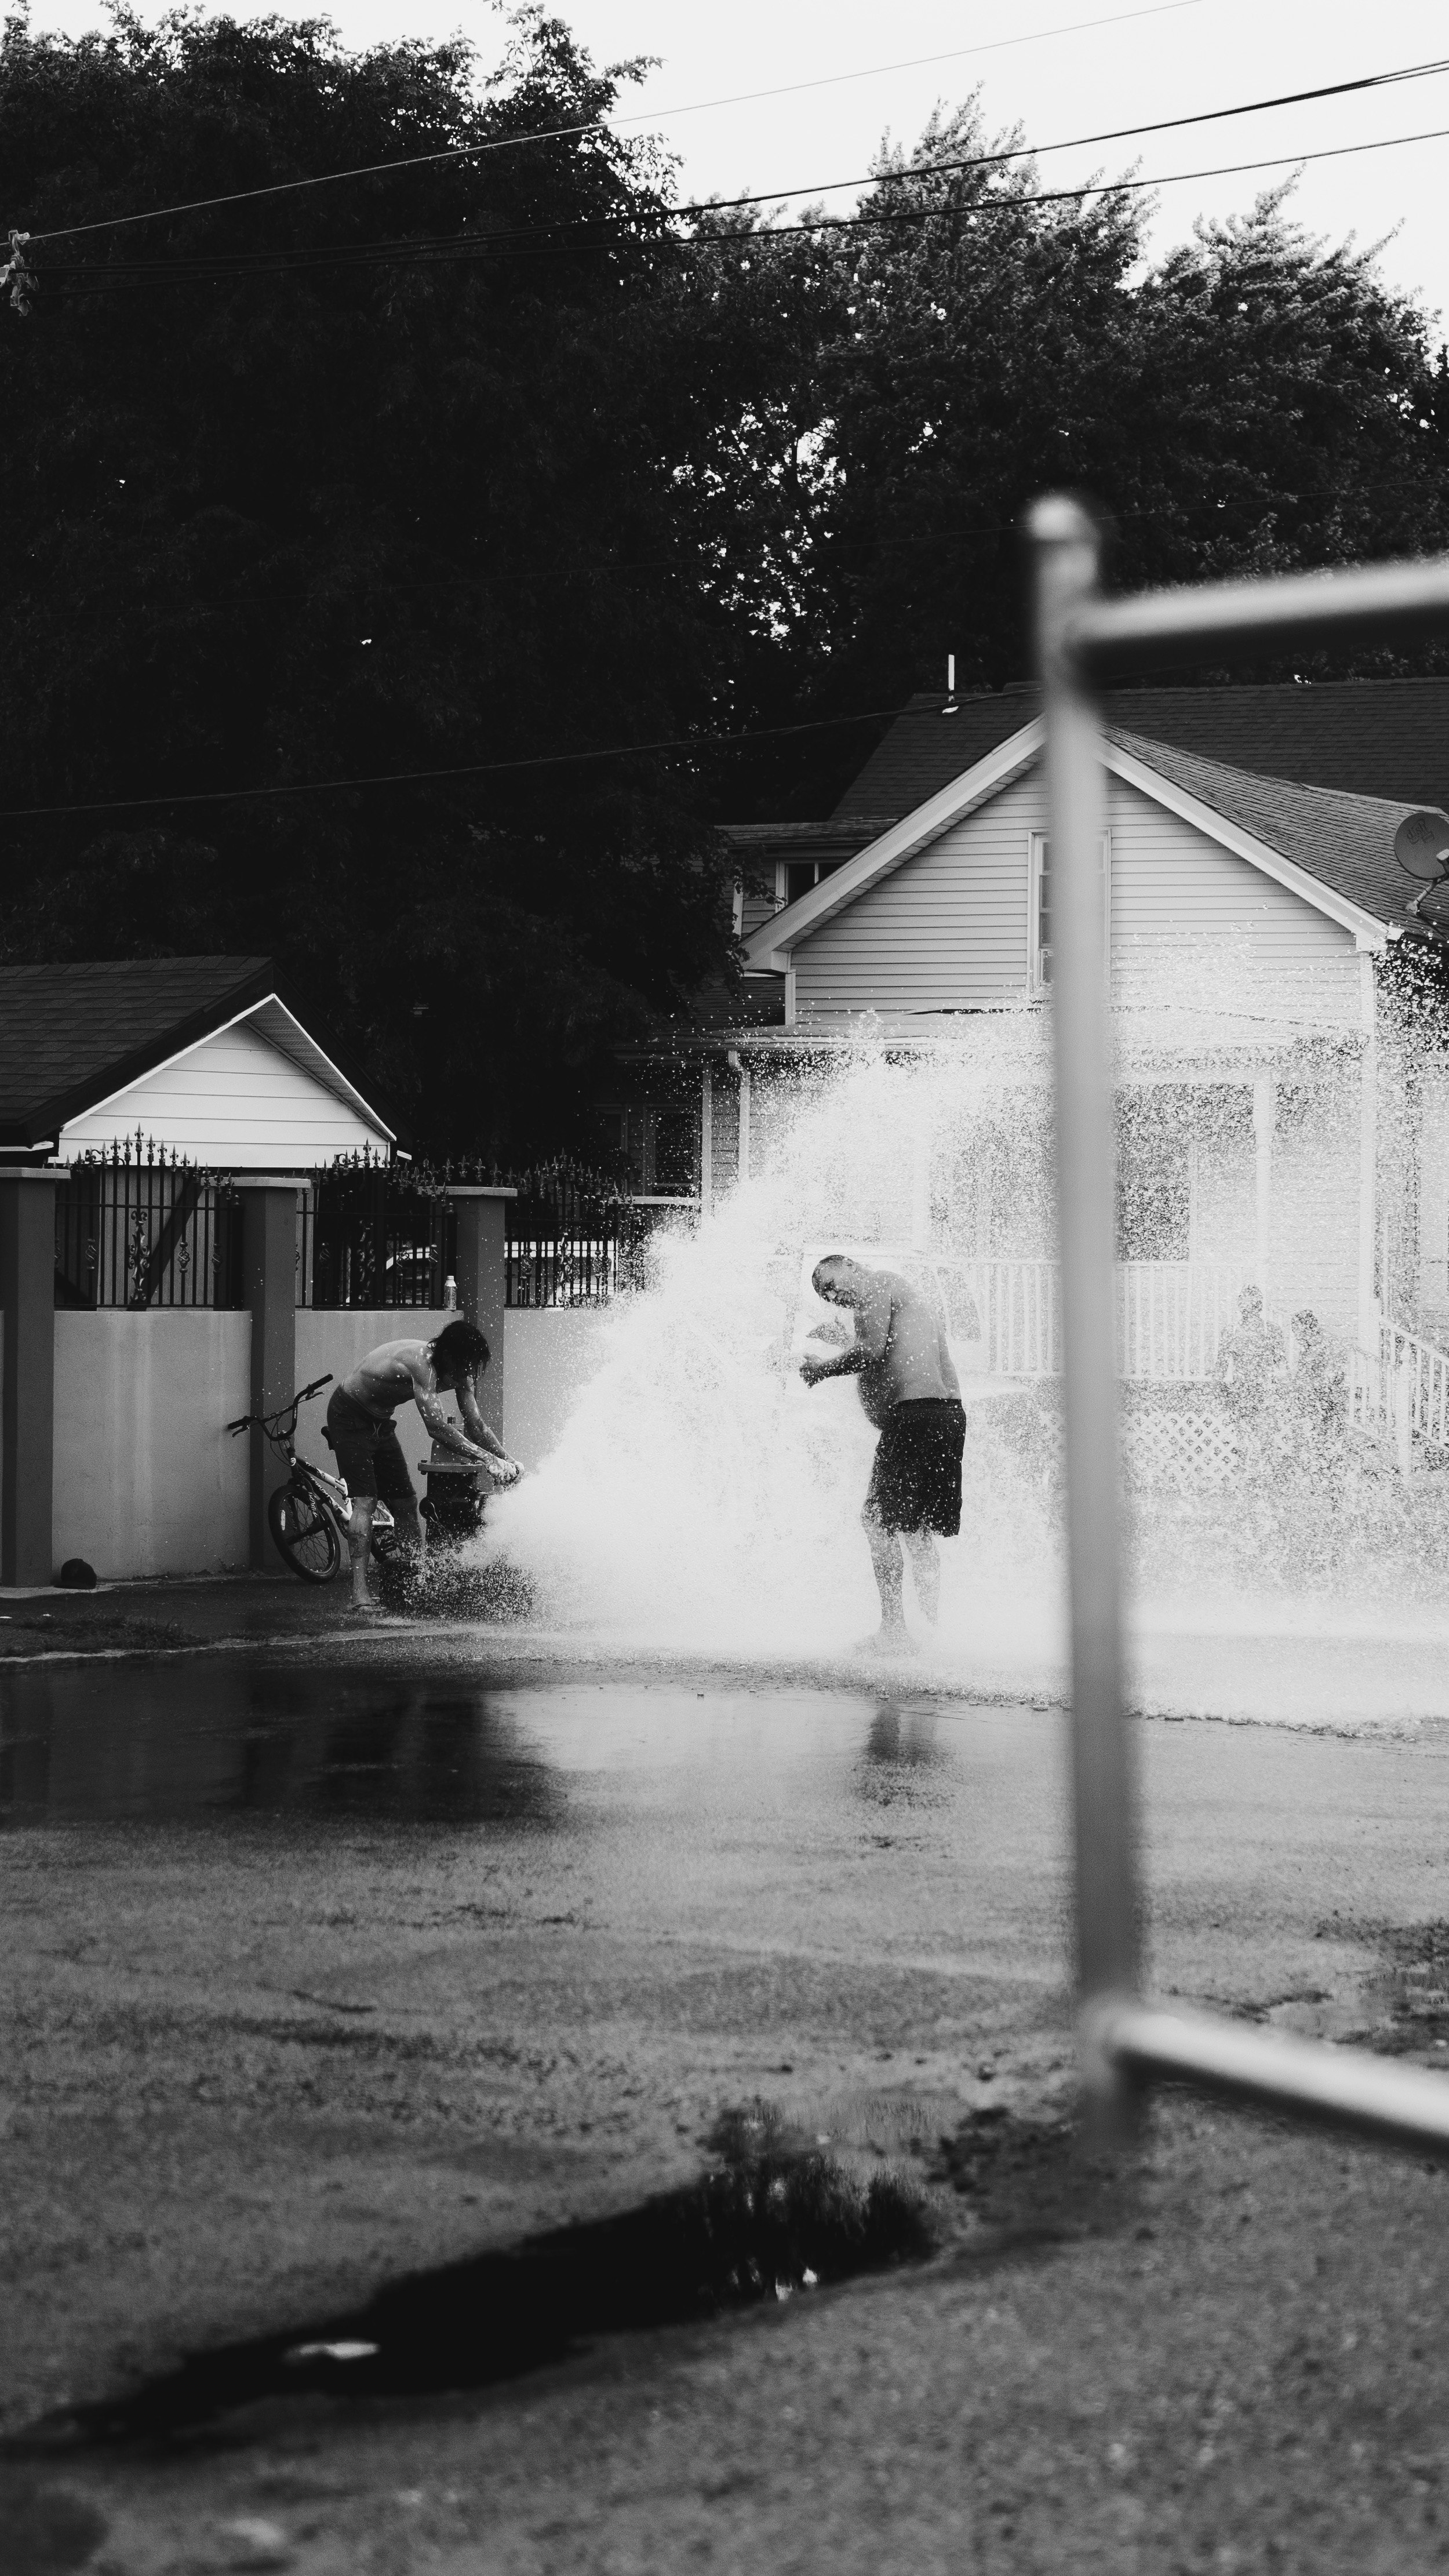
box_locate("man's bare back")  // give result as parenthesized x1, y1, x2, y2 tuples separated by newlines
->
(341, 1338, 447, 1422)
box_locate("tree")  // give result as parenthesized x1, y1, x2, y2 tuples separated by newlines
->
(712, 103, 1449, 794)
(0, 6, 787, 1155)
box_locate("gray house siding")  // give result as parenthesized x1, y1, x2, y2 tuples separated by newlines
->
(788, 766, 1361, 1027)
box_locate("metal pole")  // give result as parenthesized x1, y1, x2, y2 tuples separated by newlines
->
(1093, 1998, 1449, 2159)
(1075, 548, 1449, 681)
(1028, 496, 1139, 2126)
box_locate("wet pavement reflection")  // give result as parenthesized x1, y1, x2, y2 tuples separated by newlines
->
(0, 1664, 985, 1833)
(0, 1662, 564, 1829)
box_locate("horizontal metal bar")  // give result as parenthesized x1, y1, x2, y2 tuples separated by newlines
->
(1072, 551, 1449, 683)
(1092, 1995, 1449, 2157)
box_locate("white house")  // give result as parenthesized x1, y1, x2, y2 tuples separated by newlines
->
(671, 686, 1449, 1400)
(0, 956, 399, 1169)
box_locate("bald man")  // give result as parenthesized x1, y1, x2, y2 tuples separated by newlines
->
(800, 1254, 965, 1651)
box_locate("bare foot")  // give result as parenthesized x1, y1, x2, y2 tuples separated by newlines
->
(854, 1626, 918, 1658)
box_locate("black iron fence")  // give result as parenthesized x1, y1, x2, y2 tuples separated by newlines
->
(297, 1158, 455, 1310)
(300, 1153, 696, 1312)
(51, 1145, 699, 1314)
(505, 1162, 696, 1308)
(54, 1140, 244, 1309)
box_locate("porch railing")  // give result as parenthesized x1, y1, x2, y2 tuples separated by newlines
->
(1349, 1316, 1449, 1468)
(949, 1257, 1242, 1380)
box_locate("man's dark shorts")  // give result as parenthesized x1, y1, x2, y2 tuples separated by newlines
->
(864, 1397, 967, 1537)
(325, 1386, 416, 1506)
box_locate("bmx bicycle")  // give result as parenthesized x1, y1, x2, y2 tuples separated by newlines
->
(226, 1373, 396, 1585)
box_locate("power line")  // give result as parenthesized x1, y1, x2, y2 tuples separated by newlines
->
(673, 54, 1449, 224)
(41, 111, 1449, 291)
(0, 703, 927, 823)
(23, 0, 1206, 249)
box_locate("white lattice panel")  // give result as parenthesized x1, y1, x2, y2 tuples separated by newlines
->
(1121, 1406, 1239, 1491)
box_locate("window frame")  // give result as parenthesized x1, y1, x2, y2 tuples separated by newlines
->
(1030, 830, 1112, 996)
(775, 856, 846, 911)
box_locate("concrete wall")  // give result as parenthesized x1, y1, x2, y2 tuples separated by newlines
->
(292, 1308, 607, 1475)
(52, 1310, 252, 1578)
(41, 1304, 610, 1580)
(503, 1309, 610, 1468)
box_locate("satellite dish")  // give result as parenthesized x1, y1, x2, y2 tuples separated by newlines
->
(1393, 809, 1449, 884)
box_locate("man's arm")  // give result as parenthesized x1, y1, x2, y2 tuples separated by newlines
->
(457, 1380, 522, 1480)
(402, 1351, 489, 1460)
(415, 1389, 489, 1460)
(799, 1283, 891, 1385)
(457, 1381, 508, 1457)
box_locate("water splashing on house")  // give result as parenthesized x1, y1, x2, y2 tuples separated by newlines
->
(482, 963, 1449, 1679)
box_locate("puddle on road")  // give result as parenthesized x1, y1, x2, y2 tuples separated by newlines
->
(0, 1661, 997, 1833)
(0, 1665, 565, 1829)
(29, 2114, 931, 2443)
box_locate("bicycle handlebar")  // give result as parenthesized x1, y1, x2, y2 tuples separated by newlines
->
(225, 1373, 333, 1438)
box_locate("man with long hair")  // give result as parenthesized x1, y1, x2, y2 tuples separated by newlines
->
(326, 1319, 519, 1610)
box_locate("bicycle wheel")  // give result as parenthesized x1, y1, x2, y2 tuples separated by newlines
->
(268, 1479, 341, 1584)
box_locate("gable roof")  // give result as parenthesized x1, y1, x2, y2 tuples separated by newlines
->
(0, 956, 403, 1151)
(742, 722, 1445, 971)
(833, 679, 1449, 823)
(1109, 731, 1444, 932)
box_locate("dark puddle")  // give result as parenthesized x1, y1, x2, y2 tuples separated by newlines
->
(0, 1666, 562, 1828)
(24, 2113, 931, 2447)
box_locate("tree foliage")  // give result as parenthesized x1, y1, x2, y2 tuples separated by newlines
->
(2, 19, 1447, 1143)
(714, 103, 1449, 790)
(0, 5, 773, 1153)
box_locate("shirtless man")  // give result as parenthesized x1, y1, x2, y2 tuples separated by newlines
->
(325, 1319, 519, 1610)
(800, 1254, 965, 1652)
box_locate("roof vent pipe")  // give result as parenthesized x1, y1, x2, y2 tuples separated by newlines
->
(941, 653, 959, 716)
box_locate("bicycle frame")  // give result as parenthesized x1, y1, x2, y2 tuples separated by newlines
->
(226, 1373, 378, 1535)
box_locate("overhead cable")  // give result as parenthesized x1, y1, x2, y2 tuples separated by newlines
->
(0, 703, 931, 822)
(23, 0, 1207, 248)
(39, 112, 1449, 289)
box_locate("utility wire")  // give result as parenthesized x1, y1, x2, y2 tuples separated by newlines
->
(22, 0, 1204, 248)
(0, 703, 932, 822)
(667, 54, 1449, 224)
(40, 111, 1449, 290)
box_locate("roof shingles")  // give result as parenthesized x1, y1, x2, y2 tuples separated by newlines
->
(0, 957, 274, 1139)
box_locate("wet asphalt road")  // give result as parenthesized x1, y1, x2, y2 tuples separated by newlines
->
(7, 1596, 1449, 2568)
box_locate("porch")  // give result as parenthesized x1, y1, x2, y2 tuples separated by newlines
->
(941, 1256, 1246, 1382)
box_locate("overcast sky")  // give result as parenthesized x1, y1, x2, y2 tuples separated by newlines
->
(25, 0, 1449, 330)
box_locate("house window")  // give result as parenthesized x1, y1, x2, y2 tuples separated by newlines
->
(777, 857, 846, 911)
(1030, 833, 1111, 993)
(654, 1112, 697, 1193)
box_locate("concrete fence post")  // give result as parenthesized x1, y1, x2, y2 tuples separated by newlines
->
(448, 1187, 516, 1446)
(0, 1168, 60, 1587)
(237, 1177, 303, 1571)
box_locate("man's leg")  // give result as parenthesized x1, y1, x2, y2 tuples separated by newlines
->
(902, 1530, 941, 1624)
(347, 1497, 376, 1609)
(862, 1505, 910, 1645)
(376, 1429, 421, 1556)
